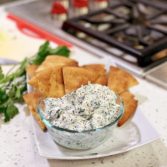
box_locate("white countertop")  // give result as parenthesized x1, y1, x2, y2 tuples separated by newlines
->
(0, 7, 167, 167)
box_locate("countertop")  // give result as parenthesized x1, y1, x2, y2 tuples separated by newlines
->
(0, 6, 167, 167)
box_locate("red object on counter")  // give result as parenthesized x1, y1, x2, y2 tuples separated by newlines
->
(51, 2, 67, 15)
(73, 0, 88, 8)
(95, 0, 107, 1)
(7, 13, 72, 47)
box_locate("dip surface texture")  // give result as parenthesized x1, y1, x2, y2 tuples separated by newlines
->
(44, 84, 120, 132)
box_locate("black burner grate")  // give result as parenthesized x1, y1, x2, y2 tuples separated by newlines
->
(62, 0, 167, 67)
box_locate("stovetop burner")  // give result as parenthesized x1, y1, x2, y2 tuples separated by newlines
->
(62, 0, 167, 67)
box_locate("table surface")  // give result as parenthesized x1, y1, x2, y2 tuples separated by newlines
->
(0, 6, 167, 167)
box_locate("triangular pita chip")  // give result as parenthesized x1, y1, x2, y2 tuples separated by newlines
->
(83, 64, 107, 85)
(108, 66, 138, 94)
(83, 64, 106, 75)
(118, 91, 138, 126)
(28, 68, 52, 96)
(23, 92, 46, 131)
(28, 106, 47, 131)
(23, 92, 43, 109)
(48, 67, 65, 98)
(36, 56, 78, 72)
(28, 66, 65, 97)
(26, 64, 39, 78)
(63, 67, 99, 94)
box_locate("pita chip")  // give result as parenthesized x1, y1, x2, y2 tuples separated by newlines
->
(28, 68, 52, 96)
(28, 105, 46, 131)
(23, 92, 42, 109)
(118, 91, 138, 126)
(48, 67, 65, 98)
(36, 56, 78, 72)
(23, 92, 46, 131)
(108, 66, 138, 94)
(63, 67, 99, 94)
(26, 64, 39, 78)
(83, 64, 107, 85)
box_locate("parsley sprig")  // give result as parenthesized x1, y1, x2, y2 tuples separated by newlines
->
(0, 41, 70, 122)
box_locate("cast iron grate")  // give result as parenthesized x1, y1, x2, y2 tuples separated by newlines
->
(62, 0, 167, 67)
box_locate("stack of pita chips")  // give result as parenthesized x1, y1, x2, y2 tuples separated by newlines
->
(24, 55, 138, 131)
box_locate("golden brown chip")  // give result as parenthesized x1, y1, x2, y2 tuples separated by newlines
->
(28, 106, 47, 131)
(95, 75, 108, 85)
(118, 91, 138, 126)
(36, 56, 78, 72)
(23, 92, 46, 131)
(48, 67, 65, 98)
(28, 66, 65, 97)
(28, 68, 52, 96)
(108, 66, 138, 94)
(83, 64, 106, 75)
(63, 67, 99, 94)
(26, 64, 39, 78)
(23, 92, 42, 109)
(83, 64, 107, 85)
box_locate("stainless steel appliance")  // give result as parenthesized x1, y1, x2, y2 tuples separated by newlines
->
(5, 0, 167, 89)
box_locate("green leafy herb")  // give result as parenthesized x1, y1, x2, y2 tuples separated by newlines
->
(31, 41, 50, 65)
(48, 46, 70, 57)
(31, 41, 70, 65)
(0, 58, 28, 84)
(0, 88, 18, 122)
(4, 99, 19, 122)
(0, 41, 70, 122)
(0, 67, 4, 80)
(0, 88, 8, 103)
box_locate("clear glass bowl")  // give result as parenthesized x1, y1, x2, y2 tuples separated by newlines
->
(37, 95, 124, 150)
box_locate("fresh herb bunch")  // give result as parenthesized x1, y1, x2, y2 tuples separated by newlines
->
(0, 41, 70, 122)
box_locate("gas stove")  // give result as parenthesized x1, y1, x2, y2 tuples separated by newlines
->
(62, 0, 167, 67)
(5, 0, 167, 89)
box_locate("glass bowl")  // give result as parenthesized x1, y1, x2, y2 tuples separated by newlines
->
(37, 95, 124, 150)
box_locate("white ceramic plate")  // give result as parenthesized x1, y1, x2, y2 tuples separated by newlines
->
(32, 108, 159, 160)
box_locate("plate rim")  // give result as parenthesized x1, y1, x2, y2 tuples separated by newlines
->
(31, 110, 160, 160)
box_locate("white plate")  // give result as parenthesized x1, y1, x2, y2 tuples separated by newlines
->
(32, 108, 159, 160)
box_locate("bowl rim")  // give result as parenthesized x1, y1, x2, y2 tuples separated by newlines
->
(37, 94, 124, 133)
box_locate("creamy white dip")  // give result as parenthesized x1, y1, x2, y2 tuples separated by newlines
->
(44, 84, 120, 132)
